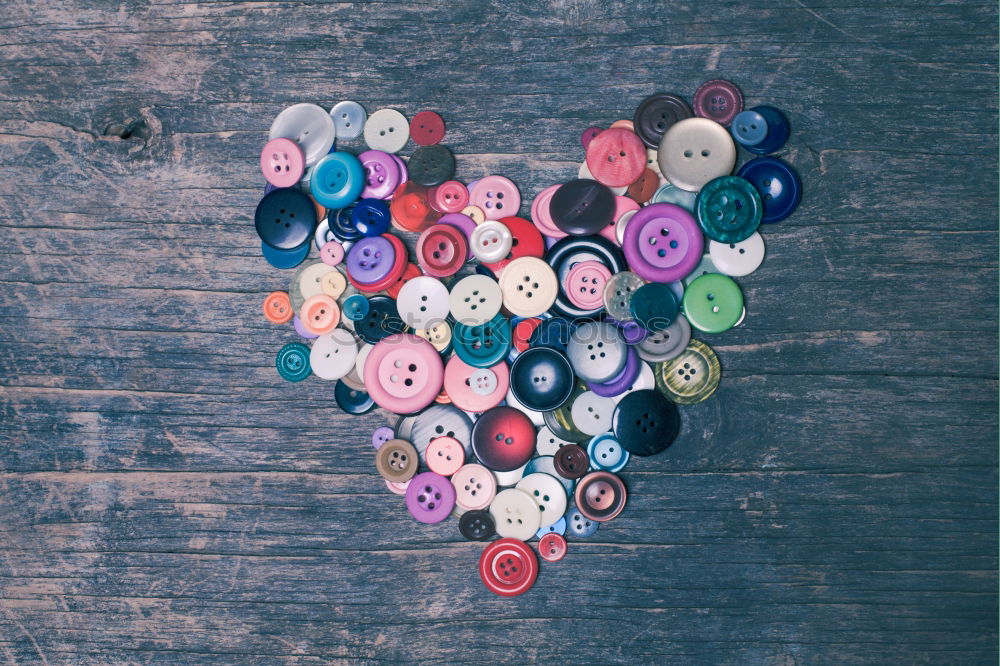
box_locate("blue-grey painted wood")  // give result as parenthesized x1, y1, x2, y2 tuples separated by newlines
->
(0, 0, 996, 663)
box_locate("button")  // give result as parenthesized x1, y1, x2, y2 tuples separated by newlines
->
(260, 138, 305, 188)
(364, 333, 444, 414)
(536, 425, 576, 456)
(405, 471, 456, 524)
(261, 239, 310, 270)
(408, 145, 455, 187)
(269, 103, 336, 167)
(581, 126, 603, 149)
(363, 108, 409, 153)
(255, 188, 318, 250)
(730, 106, 789, 155)
(329, 100, 366, 139)
(736, 156, 802, 223)
(263, 291, 294, 324)
(426, 436, 466, 477)
(341, 293, 369, 321)
(290, 260, 335, 310)
(566, 321, 627, 383)
(636, 314, 691, 362)
(325, 205, 363, 242)
(621, 203, 704, 283)
(444, 356, 509, 413)
(358, 150, 402, 200)
(529, 316, 575, 352)
(657, 117, 737, 192)
(375, 439, 419, 483)
(396, 276, 449, 329)
(549, 179, 615, 236)
(470, 220, 513, 263)
(629, 282, 679, 332)
(459, 509, 495, 541)
(275, 342, 311, 382)
(695, 176, 762, 243)
(452, 463, 497, 511)
(524, 456, 574, 496)
(538, 533, 568, 562)
(627, 167, 660, 204)
(309, 152, 365, 209)
(410, 404, 474, 458)
(509, 347, 575, 412)
(410, 110, 445, 146)
(516, 473, 568, 529)
(471, 406, 536, 472)
(489, 489, 542, 540)
(611, 389, 680, 456)
(437, 213, 476, 260)
(453, 313, 511, 368)
(372, 426, 393, 449)
(586, 345, 640, 398)
(569, 390, 616, 436)
(650, 182, 697, 211)
(414, 320, 452, 352)
(498, 257, 559, 317)
(587, 433, 629, 473)
(345, 236, 395, 286)
(530, 185, 566, 239)
(564, 504, 600, 538)
(335, 380, 375, 414)
(584, 127, 646, 188)
(449, 275, 502, 326)
(553, 444, 589, 480)
(292, 315, 318, 340)
(602, 195, 640, 245)
(574, 471, 627, 522)
(564, 261, 611, 311)
(633, 93, 693, 148)
(310, 328, 358, 380)
(413, 223, 465, 279)
(709, 232, 765, 276)
(461, 204, 486, 225)
(351, 198, 391, 236)
(655, 339, 721, 404)
(512, 318, 542, 352)
(537, 517, 567, 538)
(602, 271, 646, 322)
(692, 79, 744, 127)
(319, 241, 344, 267)
(478, 537, 538, 597)
(299, 294, 340, 335)
(683, 273, 743, 333)
(482, 216, 546, 274)
(430, 180, 469, 213)
(545, 235, 627, 320)
(682, 253, 720, 288)
(468, 175, 521, 220)
(385, 479, 410, 496)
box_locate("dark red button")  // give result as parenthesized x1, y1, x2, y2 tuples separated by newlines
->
(410, 110, 445, 146)
(627, 168, 659, 205)
(416, 223, 467, 277)
(574, 471, 627, 522)
(479, 538, 538, 597)
(482, 216, 545, 274)
(538, 533, 567, 562)
(553, 444, 589, 480)
(471, 406, 536, 472)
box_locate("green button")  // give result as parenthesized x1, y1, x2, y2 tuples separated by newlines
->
(682, 273, 743, 333)
(695, 176, 762, 243)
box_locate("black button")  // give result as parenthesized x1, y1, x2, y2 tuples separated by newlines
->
(408, 145, 456, 187)
(509, 347, 575, 412)
(545, 235, 626, 321)
(459, 509, 496, 541)
(611, 389, 681, 456)
(335, 380, 375, 415)
(356, 295, 407, 344)
(633, 93, 693, 148)
(549, 179, 615, 236)
(255, 188, 318, 250)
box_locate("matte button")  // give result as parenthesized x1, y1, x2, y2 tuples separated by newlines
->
(586, 344, 641, 398)
(335, 380, 375, 415)
(553, 444, 589, 480)
(351, 198, 391, 236)
(695, 176, 762, 243)
(452, 463, 497, 511)
(564, 261, 611, 311)
(489, 489, 542, 540)
(627, 167, 660, 204)
(269, 103, 336, 167)
(299, 294, 340, 335)
(564, 504, 600, 538)
(574, 471, 627, 521)
(410, 110, 445, 146)
(260, 137, 305, 188)
(453, 313, 511, 368)
(509, 347, 575, 412)
(375, 439, 419, 483)
(459, 509, 495, 541)
(449, 275, 503, 326)
(396, 276, 449, 330)
(633, 93, 693, 148)
(736, 156, 802, 223)
(587, 433, 629, 473)
(622, 203, 704, 283)
(581, 126, 603, 149)
(585, 128, 646, 187)
(372, 426, 393, 449)
(549, 179, 615, 236)
(478, 537, 538, 597)
(546, 235, 626, 320)
(426, 436, 466, 477)
(529, 316, 576, 352)
(657, 117, 737, 192)
(636, 314, 691, 363)
(358, 150, 402, 200)
(512, 318, 543, 352)
(364, 333, 444, 414)
(321, 269, 348, 300)
(408, 144, 455, 187)
(538, 533, 567, 562)
(469, 175, 521, 220)
(263, 291, 294, 324)
(611, 389, 680, 456)
(410, 404, 474, 459)
(692, 79, 744, 127)
(255, 188, 318, 250)
(630, 282, 680, 332)
(602, 271, 646, 321)
(498, 257, 559, 317)
(709, 232, 765, 276)
(730, 105, 789, 155)
(655, 339, 721, 404)
(470, 367, 500, 396)
(565, 321, 627, 383)
(682, 273, 744, 333)
(516, 473, 568, 529)
(444, 356, 509, 413)
(310, 328, 358, 380)
(570, 391, 617, 436)
(261, 239, 310, 270)
(291, 260, 335, 310)
(414, 320, 452, 352)
(364, 108, 409, 153)
(329, 100, 366, 139)
(405, 471, 456, 524)
(275, 342, 311, 382)
(470, 220, 513, 263)
(471, 406, 536, 472)
(310, 152, 365, 209)
(536, 425, 575, 457)
(319, 240, 345, 267)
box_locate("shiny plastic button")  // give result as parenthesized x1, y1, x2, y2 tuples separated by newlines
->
(329, 100, 366, 139)
(255, 188, 318, 250)
(509, 347, 575, 412)
(414, 320, 452, 352)
(396, 276, 449, 330)
(536, 425, 576, 456)
(564, 261, 611, 311)
(452, 463, 497, 511)
(299, 294, 340, 335)
(453, 313, 511, 368)
(310, 152, 365, 209)
(574, 471, 627, 522)
(650, 182, 697, 212)
(263, 291, 294, 324)
(479, 537, 538, 596)
(622, 203, 704, 283)
(364, 334, 445, 414)
(319, 241, 344, 267)
(364, 108, 409, 153)
(472, 406, 536, 472)
(736, 156, 802, 223)
(430, 180, 469, 214)
(585, 127, 646, 188)
(358, 150, 402, 200)
(611, 389, 680, 456)
(375, 438, 419, 483)
(498, 257, 558, 317)
(602, 271, 646, 321)
(469, 175, 521, 220)
(730, 105, 789, 155)
(459, 509, 495, 541)
(489, 489, 542, 540)
(410, 404, 473, 458)
(657, 117, 737, 192)
(341, 293, 369, 321)
(633, 93, 693, 148)
(709, 232, 765, 276)
(553, 444, 590, 480)
(261, 239, 310, 270)
(587, 433, 629, 473)
(275, 342, 311, 382)
(630, 282, 680, 332)
(538, 533, 567, 562)
(310, 328, 358, 380)
(566, 321, 627, 383)
(426, 436, 466, 477)
(586, 344, 640, 398)
(335, 381, 375, 414)
(345, 235, 395, 286)
(570, 390, 617, 436)
(692, 79, 744, 127)
(636, 315, 691, 363)
(351, 198, 392, 237)
(470, 220, 513, 263)
(269, 103, 336, 167)
(405, 471, 456, 524)
(260, 137, 305, 188)
(449, 274, 502, 326)
(626, 167, 660, 205)
(416, 223, 467, 277)
(482, 216, 545, 274)
(655, 339, 721, 404)
(695, 175, 762, 243)
(516, 473, 568, 529)
(683, 273, 744, 333)
(550, 179, 615, 236)
(410, 110, 445, 146)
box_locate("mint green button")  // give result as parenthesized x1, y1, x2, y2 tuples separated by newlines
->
(682, 273, 743, 333)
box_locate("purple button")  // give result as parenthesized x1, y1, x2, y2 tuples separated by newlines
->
(346, 236, 394, 285)
(622, 203, 704, 283)
(391, 154, 408, 188)
(438, 213, 476, 260)
(372, 426, 394, 449)
(359, 150, 401, 200)
(293, 314, 319, 339)
(587, 345, 640, 397)
(405, 471, 456, 524)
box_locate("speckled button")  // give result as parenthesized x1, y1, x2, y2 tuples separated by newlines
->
(330, 100, 366, 139)
(587, 433, 629, 473)
(472, 406, 536, 472)
(408, 144, 455, 187)
(489, 488, 542, 540)
(565, 320, 627, 383)
(657, 117, 737, 192)
(709, 232, 765, 276)
(585, 127, 646, 188)
(364, 108, 409, 153)
(516, 473, 568, 529)
(695, 176, 762, 243)
(255, 188, 318, 250)
(498, 257, 559, 317)
(410, 110, 445, 146)
(538, 533, 567, 562)
(630, 282, 679, 332)
(405, 471, 456, 524)
(622, 203, 704, 283)
(364, 334, 444, 414)
(602, 271, 646, 321)
(452, 463, 497, 511)
(375, 439, 419, 483)
(574, 471, 627, 521)
(633, 93, 693, 149)
(425, 436, 466, 477)
(444, 356, 509, 413)
(655, 339, 721, 404)
(636, 314, 691, 363)
(479, 537, 538, 597)
(611, 389, 680, 456)
(260, 137, 305, 188)
(570, 390, 617, 436)
(683, 273, 744, 333)
(396, 275, 449, 330)
(449, 274, 503, 326)
(509, 347, 575, 412)
(692, 79, 744, 127)
(269, 103, 336, 167)
(469, 175, 521, 220)
(549, 179, 616, 236)
(310, 328, 358, 380)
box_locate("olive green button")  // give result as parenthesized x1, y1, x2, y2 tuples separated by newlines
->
(695, 175, 762, 243)
(682, 273, 743, 333)
(654, 339, 721, 404)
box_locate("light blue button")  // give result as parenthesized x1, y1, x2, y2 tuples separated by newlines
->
(535, 517, 566, 538)
(330, 101, 366, 140)
(310, 152, 364, 209)
(651, 183, 697, 212)
(587, 433, 629, 473)
(564, 505, 599, 538)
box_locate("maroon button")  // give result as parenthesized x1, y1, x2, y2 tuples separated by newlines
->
(410, 111, 445, 146)
(538, 533, 567, 562)
(553, 444, 589, 480)
(627, 168, 659, 205)
(471, 406, 536, 472)
(574, 471, 627, 522)
(692, 79, 744, 127)
(416, 223, 468, 278)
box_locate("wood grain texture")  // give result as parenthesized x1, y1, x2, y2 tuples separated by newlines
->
(0, 0, 996, 663)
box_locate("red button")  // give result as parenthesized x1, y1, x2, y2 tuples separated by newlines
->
(416, 223, 468, 278)
(585, 127, 646, 188)
(390, 181, 441, 233)
(429, 180, 469, 213)
(471, 406, 536, 472)
(482, 216, 545, 275)
(386, 262, 421, 299)
(512, 318, 542, 352)
(538, 533, 567, 562)
(479, 538, 538, 597)
(410, 110, 445, 146)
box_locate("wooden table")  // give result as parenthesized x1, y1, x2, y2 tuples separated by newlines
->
(1, 1, 996, 663)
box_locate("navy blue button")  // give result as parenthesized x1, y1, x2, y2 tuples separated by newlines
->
(261, 238, 310, 270)
(730, 106, 789, 155)
(453, 314, 511, 368)
(611, 389, 680, 456)
(629, 282, 679, 332)
(255, 188, 318, 250)
(509, 347, 575, 412)
(355, 295, 407, 344)
(529, 316, 575, 352)
(351, 198, 391, 237)
(564, 505, 599, 538)
(736, 156, 802, 224)
(327, 206, 363, 242)
(335, 380, 375, 414)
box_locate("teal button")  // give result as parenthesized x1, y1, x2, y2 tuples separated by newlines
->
(695, 176, 762, 243)
(682, 273, 744, 334)
(276, 342, 311, 382)
(342, 294, 370, 321)
(453, 313, 511, 368)
(587, 433, 629, 473)
(629, 282, 679, 332)
(310, 152, 364, 209)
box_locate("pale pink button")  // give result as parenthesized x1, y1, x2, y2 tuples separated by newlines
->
(426, 436, 466, 477)
(431, 180, 470, 213)
(299, 294, 340, 335)
(319, 241, 345, 266)
(451, 463, 497, 511)
(529, 185, 567, 239)
(469, 175, 521, 220)
(364, 334, 444, 414)
(260, 138, 305, 188)
(599, 195, 640, 245)
(444, 355, 509, 413)
(565, 261, 612, 311)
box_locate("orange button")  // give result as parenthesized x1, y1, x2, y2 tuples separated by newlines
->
(300, 294, 340, 335)
(263, 291, 294, 324)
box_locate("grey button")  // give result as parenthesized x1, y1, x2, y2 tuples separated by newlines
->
(410, 404, 473, 459)
(330, 101, 366, 140)
(657, 117, 736, 192)
(637, 315, 691, 362)
(565, 321, 627, 383)
(602, 271, 647, 321)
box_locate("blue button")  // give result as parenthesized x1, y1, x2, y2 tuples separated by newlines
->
(730, 106, 789, 155)
(535, 516, 567, 538)
(351, 198, 391, 237)
(260, 239, 309, 270)
(335, 380, 375, 415)
(329, 101, 366, 140)
(453, 313, 511, 368)
(275, 342, 311, 382)
(587, 433, 629, 473)
(509, 347, 575, 412)
(650, 183, 697, 212)
(736, 156, 802, 224)
(529, 316, 576, 352)
(310, 152, 364, 209)
(564, 505, 599, 538)
(328, 206, 363, 242)
(342, 294, 370, 321)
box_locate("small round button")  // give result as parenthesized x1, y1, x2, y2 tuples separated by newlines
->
(695, 176, 762, 243)
(269, 103, 335, 167)
(470, 220, 513, 263)
(489, 489, 542, 540)
(416, 223, 468, 278)
(709, 232, 765, 276)
(564, 504, 600, 538)
(482, 216, 546, 274)
(410, 110, 445, 146)
(371, 426, 393, 449)
(655, 339, 721, 404)
(574, 471, 627, 522)
(626, 167, 660, 205)
(449, 275, 503, 326)
(364, 108, 409, 153)
(602, 271, 646, 322)
(459, 509, 495, 541)
(633, 93, 693, 148)
(260, 137, 305, 188)
(565, 321, 627, 383)
(478, 537, 538, 597)
(425, 436, 466, 477)
(553, 444, 589, 480)
(736, 156, 802, 223)
(319, 241, 344, 267)
(730, 106, 789, 155)
(358, 150, 402, 200)
(310, 328, 358, 380)
(469, 175, 521, 220)
(414, 320, 452, 352)
(682, 273, 744, 334)
(516, 473, 568, 529)
(611, 389, 680, 456)
(585, 127, 646, 188)
(498, 257, 559, 317)
(408, 144, 455, 187)
(692, 79, 744, 127)
(564, 261, 611, 311)
(375, 439, 419, 483)
(263, 291, 294, 324)
(453, 313, 511, 368)
(587, 433, 629, 473)
(410, 404, 474, 459)
(351, 198, 392, 236)
(275, 342, 311, 382)
(509, 347, 575, 412)
(430, 180, 469, 214)
(335, 381, 375, 415)
(405, 471, 456, 524)
(299, 294, 340, 335)
(444, 356, 509, 413)
(657, 117, 737, 192)
(452, 463, 497, 512)
(329, 100, 366, 139)
(364, 334, 445, 414)
(538, 533, 567, 562)
(471, 406, 536, 472)
(549, 179, 616, 236)
(630, 282, 680, 332)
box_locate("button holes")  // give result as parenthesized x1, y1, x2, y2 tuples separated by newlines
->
(683, 150, 693, 158)
(504, 437, 513, 444)
(380, 130, 385, 136)
(657, 249, 666, 257)
(706, 293, 715, 301)
(739, 248, 746, 254)
(764, 193, 773, 201)
(712, 305, 720, 313)
(533, 490, 540, 496)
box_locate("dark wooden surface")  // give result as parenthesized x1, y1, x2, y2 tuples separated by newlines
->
(0, 1, 997, 663)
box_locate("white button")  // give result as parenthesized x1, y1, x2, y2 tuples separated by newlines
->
(612, 361, 656, 404)
(469, 220, 513, 263)
(489, 488, 542, 540)
(354, 342, 374, 379)
(505, 387, 545, 426)
(515, 473, 568, 529)
(414, 321, 452, 352)
(309, 328, 358, 380)
(570, 391, 616, 436)
(395, 276, 449, 330)
(493, 461, 528, 487)
(615, 208, 638, 245)
(535, 425, 575, 456)
(578, 160, 626, 195)
(469, 368, 499, 396)
(497, 257, 558, 317)
(329, 101, 366, 140)
(363, 108, 409, 153)
(290, 260, 336, 311)
(657, 117, 736, 192)
(709, 232, 765, 277)
(449, 274, 502, 326)
(269, 103, 336, 167)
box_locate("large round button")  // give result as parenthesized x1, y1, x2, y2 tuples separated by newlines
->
(564, 261, 611, 311)
(489, 489, 542, 540)
(469, 175, 521, 220)
(330, 100, 366, 139)
(275, 342, 311, 382)
(565, 321, 627, 383)
(736, 156, 802, 223)
(405, 472, 456, 524)
(574, 471, 627, 522)
(269, 103, 335, 167)
(655, 339, 721, 404)
(396, 276, 449, 330)
(553, 444, 589, 480)
(633, 93, 693, 148)
(478, 537, 538, 597)
(657, 117, 737, 192)
(586, 345, 640, 398)
(538, 533, 567, 562)
(630, 282, 680, 332)
(498, 257, 558, 317)
(364, 108, 409, 153)
(364, 334, 444, 414)
(452, 463, 497, 511)
(613, 359, 655, 405)
(354, 295, 406, 344)
(695, 176, 762, 243)
(449, 275, 503, 326)
(408, 144, 455, 187)
(375, 439, 419, 483)
(453, 313, 511, 368)
(549, 179, 616, 236)
(310, 328, 358, 380)
(509, 347, 575, 412)
(636, 315, 691, 363)
(622, 203, 704, 283)
(516, 473, 568, 529)
(261, 239, 310, 270)
(255, 188, 318, 250)
(611, 389, 680, 456)
(459, 509, 495, 541)
(310, 152, 365, 209)
(545, 235, 627, 320)
(471, 406, 536, 472)
(682, 273, 744, 333)
(709, 232, 765, 276)
(692, 79, 744, 127)
(585, 128, 646, 188)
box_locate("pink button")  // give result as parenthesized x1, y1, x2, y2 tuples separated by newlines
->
(430, 180, 470, 213)
(451, 463, 497, 511)
(585, 128, 645, 188)
(299, 294, 340, 335)
(364, 334, 444, 414)
(426, 436, 465, 477)
(319, 241, 345, 266)
(599, 196, 640, 245)
(529, 185, 567, 239)
(444, 355, 509, 413)
(260, 138, 305, 188)
(622, 203, 704, 283)
(565, 260, 612, 311)
(469, 175, 521, 220)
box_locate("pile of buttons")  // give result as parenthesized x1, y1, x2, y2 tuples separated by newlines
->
(254, 80, 802, 596)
